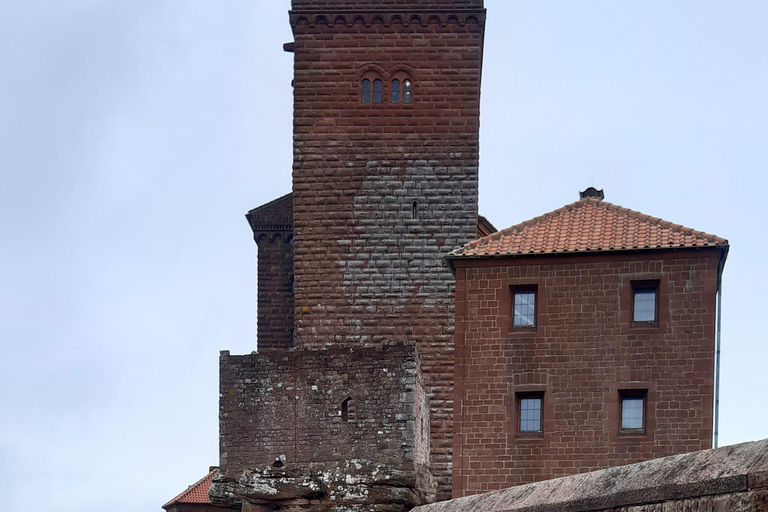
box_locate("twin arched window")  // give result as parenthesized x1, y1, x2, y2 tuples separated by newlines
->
(362, 79, 383, 104)
(362, 74, 412, 105)
(391, 79, 412, 104)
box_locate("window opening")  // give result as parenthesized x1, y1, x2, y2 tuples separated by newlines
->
(518, 394, 543, 433)
(412, 201, 418, 219)
(512, 288, 536, 328)
(403, 79, 412, 103)
(392, 79, 401, 103)
(620, 390, 647, 432)
(632, 282, 658, 324)
(362, 79, 371, 104)
(373, 79, 382, 104)
(341, 397, 353, 422)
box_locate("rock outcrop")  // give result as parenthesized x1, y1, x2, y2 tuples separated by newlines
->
(210, 459, 436, 512)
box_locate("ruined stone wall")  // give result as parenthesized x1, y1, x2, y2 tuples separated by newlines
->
(289, 5, 484, 499)
(218, 341, 425, 476)
(452, 249, 721, 497)
(413, 440, 768, 512)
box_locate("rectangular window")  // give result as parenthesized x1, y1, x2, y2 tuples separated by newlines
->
(620, 391, 646, 432)
(632, 281, 658, 324)
(512, 287, 537, 328)
(518, 394, 543, 433)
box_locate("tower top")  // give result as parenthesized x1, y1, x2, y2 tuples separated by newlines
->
(291, 0, 483, 11)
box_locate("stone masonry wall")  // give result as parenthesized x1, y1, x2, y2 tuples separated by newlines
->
(255, 233, 294, 351)
(290, 4, 484, 499)
(218, 341, 425, 476)
(246, 193, 294, 352)
(413, 439, 768, 512)
(452, 249, 722, 497)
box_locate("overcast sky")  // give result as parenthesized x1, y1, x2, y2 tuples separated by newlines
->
(1, 1, 766, 511)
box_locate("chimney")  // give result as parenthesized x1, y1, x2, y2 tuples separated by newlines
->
(579, 187, 604, 200)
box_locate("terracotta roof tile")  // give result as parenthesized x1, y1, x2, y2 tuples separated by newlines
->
(163, 468, 216, 508)
(450, 198, 728, 258)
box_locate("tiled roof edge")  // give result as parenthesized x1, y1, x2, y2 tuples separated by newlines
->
(162, 468, 216, 509)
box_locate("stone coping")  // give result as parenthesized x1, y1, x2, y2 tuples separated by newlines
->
(413, 440, 768, 512)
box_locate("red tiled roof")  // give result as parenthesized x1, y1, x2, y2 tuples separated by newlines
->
(449, 197, 728, 258)
(163, 468, 216, 508)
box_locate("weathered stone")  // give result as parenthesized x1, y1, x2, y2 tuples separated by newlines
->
(211, 459, 435, 511)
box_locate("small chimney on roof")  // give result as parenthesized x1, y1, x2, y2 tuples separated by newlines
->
(579, 187, 604, 200)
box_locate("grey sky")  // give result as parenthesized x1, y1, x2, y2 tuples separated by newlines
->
(0, 1, 765, 511)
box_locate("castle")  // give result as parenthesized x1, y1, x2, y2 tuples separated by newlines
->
(162, 1, 728, 511)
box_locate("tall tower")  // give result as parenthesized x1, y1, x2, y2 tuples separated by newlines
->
(289, 0, 485, 497)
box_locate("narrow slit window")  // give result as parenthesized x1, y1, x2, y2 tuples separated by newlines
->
(412, 201, 418, 219)
(373, 79, 382, 104)
(392, 79, 401, 103)
(403, 79, 412, 103)
(362, 79, 371, 104)
(341, 397, 353, 422)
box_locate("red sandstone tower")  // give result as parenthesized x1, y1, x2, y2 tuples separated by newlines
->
(220, 1, 486, 507)
(290, 2, 485, 497)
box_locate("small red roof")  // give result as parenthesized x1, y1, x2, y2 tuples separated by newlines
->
(163, 468, 216, 508)
(449, 197, 728, 259)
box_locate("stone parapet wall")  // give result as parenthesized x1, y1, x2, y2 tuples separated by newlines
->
(412, 439, 768, 512)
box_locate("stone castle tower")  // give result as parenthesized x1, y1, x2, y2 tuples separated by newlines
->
(289, 0, 485, 496)
(212, 1, 487, 509)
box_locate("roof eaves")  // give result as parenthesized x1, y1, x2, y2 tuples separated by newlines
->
(447, 242, 730, 261)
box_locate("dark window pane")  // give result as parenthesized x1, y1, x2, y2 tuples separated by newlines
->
(362, 79, 371, 103)
(392, 79, 400, 103)
(373, 79, 382, 104)
(403, 79, 411, 104)
(621, 397, 644, 430)
(513, 291, 535, 327)
(520, 398, 542, 432)
(633, 288, 656, 322)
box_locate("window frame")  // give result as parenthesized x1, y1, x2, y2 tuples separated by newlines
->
(517, 392, 544, 435)
(372, 78, 383, 104)
(361, 79, 371, 104)
(631, 280, 659, 326)
(511, 285, 538, 330)
(619, 389, 647, 434)
(391, 78, 401, 103)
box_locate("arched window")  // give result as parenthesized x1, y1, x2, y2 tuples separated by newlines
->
(362, 79, 371, 104)
(392, 79, 401, 103)
(373, 79, 382, 104)
(403, 79, 412, 104)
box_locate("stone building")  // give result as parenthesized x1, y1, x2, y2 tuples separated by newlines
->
(448, 190, 728, 496)
(163, 0, 729, 510)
